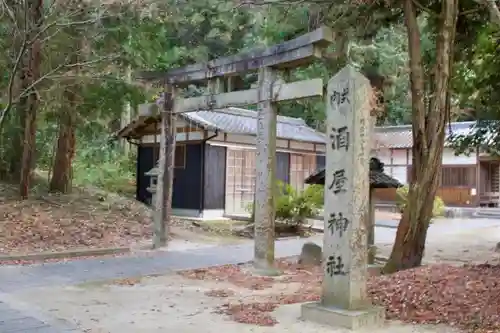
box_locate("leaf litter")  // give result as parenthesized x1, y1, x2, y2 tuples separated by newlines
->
(0, 183, 153, 256)
(181, 258, 500, 332)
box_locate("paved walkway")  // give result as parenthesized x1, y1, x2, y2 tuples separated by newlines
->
(0, 235, 333, 292)
(0, 297, 79, 332)
(0, 227, 399, 293)
(0, 219, 498, 333)
(0, 229, 398, 333)
(0, 303, 78, 332)
(0, 235, 354, 332)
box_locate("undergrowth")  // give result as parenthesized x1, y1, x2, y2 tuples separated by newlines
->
(71, 142, 136, 195)
(36, 133, 136, 196)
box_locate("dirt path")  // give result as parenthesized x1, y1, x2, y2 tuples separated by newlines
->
(376, 223, 500, 265)
(11, 274, 462, 333)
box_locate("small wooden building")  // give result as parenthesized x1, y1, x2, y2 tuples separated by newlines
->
(304, 157, 401, 264)
(304, 157, 402, 189)
(117, 106, 327, 219)
(373, 121, 499, 207)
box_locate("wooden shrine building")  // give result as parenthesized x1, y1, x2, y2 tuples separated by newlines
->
(117, 105, 327, 219)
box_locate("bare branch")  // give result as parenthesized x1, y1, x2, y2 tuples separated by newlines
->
(0, 0, 30, 129)
(483, 0, 500, 25)
(16, 54, 120, 100)
(0, 0, 22, 35)
(0, 0, 133, 129)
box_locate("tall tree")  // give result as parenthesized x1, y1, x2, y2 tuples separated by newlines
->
(383, 0, 459, 272)
(19, 0, 43, 198)
(49, 68, 78, 193)
(49, 3, 85, 193)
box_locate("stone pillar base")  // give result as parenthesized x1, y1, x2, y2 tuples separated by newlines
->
(368, 264, 384, 276)
(301, 302, 385, 330)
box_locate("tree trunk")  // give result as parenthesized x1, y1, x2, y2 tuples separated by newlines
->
(120, 64, 132, 156)
(19, 0, 43, 199)
(49, 28, 80, 193)
(5, 105, 25, 181)
(153, 88, 176, 248)
(384, 0, 458, 273)
(49, 90, 76, 193)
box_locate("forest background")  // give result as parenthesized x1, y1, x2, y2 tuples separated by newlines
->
(1, 0, 499, 270)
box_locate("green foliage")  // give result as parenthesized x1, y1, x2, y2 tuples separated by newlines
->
(395, 185, 445, 218)
(72, 138, 136, 195)
(448, 26, 500, 155)
(248, 181, 324, 226)
(449, 120, 500, 156)
(2, 0, 498, 200)
(101, 0, 255, 70)
(35, 129, 136, 195)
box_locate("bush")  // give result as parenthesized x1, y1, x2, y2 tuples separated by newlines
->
(395, 185, 445, 217)
(71, 137, 136, 195)
(247, 181, 324, 226)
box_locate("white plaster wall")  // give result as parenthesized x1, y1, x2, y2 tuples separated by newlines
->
(408, 147, 476, 165)
(289, 141, 315, 151)
(209, 133, 325, 153)
(175, 118, 189, 128)
(226, 133, 255, 145)
(442, 148, 476, 165)
(392, 166, 408, 184)
(391, 149, 408, 165)
(141, 130, 326, 152)
(141, 131, 204, 143)
(376, 148, 391, 165)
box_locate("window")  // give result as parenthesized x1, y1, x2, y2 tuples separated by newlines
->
(290, 154, 317, 192)
(441, 166, 476, 187)
(175, 144, 186, 169)
(153, 144, 186, 169)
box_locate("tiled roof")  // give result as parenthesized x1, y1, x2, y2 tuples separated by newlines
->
(376, 121, 477, 148)
(304, 158, 402, 189)
(181, 108, 326, 144)
(374, 121, 476, 149)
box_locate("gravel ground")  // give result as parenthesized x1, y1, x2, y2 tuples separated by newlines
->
(10, 273, 463, 333)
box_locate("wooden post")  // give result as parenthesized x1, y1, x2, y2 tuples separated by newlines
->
(253, 66, 278, 273)
(368, 116, 377, 265)
(153, 85, 175, 249)
(368, 188, 375, 265)
(301, 66, 384, 329)
(137, 27, 332, 252)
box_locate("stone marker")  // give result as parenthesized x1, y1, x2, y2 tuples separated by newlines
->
(301, 66, 385, 329)
(298, 242, 322, 266)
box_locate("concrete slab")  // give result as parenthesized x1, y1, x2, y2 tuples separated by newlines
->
(0, 316, 50, 331)
(301, 302, 385, 330)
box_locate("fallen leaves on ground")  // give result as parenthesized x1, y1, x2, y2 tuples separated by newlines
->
(110, 277, 142, 286)
(370, 264, 500, 333)
(0, 183, 152, 255)
(182, 258, 500, 332)
(180, 260, 322, 290)
(179, 264, 275, 290)
(0, 252, 133, 266)
(216, 302, 279, 326)
(205, 289, 235, 297)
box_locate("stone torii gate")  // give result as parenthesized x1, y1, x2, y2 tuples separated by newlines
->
(139, 27, 333, 272)
(137, 27, 385, 330)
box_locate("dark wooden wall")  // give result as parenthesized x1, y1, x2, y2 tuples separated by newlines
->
(316, 155, 326, 170)
(203, 145, 226, 210)
(276, 152, 290, 184)
(136, 143, 203, 209)
(173, 143, 203, 210)
(136, 145, 156, 205)
(137, 142, 328, 211)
